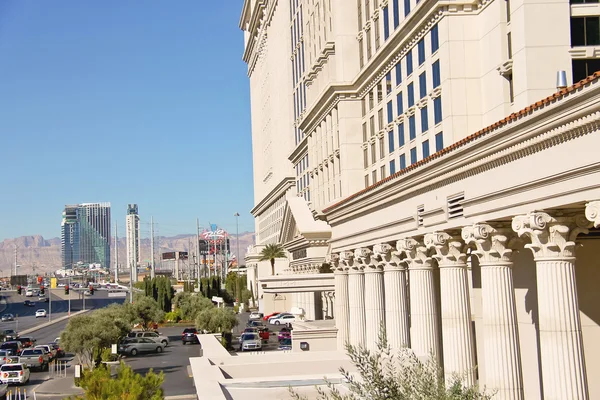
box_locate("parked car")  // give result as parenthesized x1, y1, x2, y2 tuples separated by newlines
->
(181, 328, 199, 345)
(0, 364, 30, 385)
(263, 312, 280, 321)
(269, 314, 296, 325)
(23, 300, 35, 307)
(16, 337, 36, 349)
(278, 338, 292, 351)
(239, 333, 262, 352)
(35, 345, 56, 361)
(248, 311, 264, 321)
(127, 331, 169, 347)
(239, 328, 258, 345)
(0, 351, 9, 366)
(1, 331, 18, 341)
(0, 342, 22, 357)
(38, 295, 49, 303)
(278, 330, 291, 341)
(24, 290, 33, 297)
(118, 338, 165, 356)
(246, 320, 266, 329)
(35, 310, 47, 318)
(1, 314, 14, 322)
(48, 342, 64, 358)
(18, 348, 49, 371)
(258, 327, 270, 341)
(268, 312, 292, 324)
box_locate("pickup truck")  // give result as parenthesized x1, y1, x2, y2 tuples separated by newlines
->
(18, 348, 49, 371)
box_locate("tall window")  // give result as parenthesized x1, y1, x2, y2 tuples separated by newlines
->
(370, 115, 375, 136)
(421, 106, 429, 133)
(409, 116, 416, 140)
(378, 108, 384, 130)
(573, 58, 600, 82)
(410, 147, 417, 165)
(406, 50, 413, 76)
(363, 148, 369, 168)
(418, 39, 426, 65)
(366, 28, 372, 59)
(434, 97, 443, 124)
(365, 175, 369, 188)
(507, 74, 514, 103)
(372, 170, 377, 184)
(395, 62, 402, 86)
(431, 24, 439, 53)
(362, 122, 368, 141)
(422, 139, 430, 158)
(379, 136, 385, 159)
(432, 60, 441, 88)
(380, 165, 386, 179)
(387, 101, 394, 123)
(400, 153, 407, 169)
(397, 92, 403, 115)
(386, 72, 393, 94)
(365, 0, 371, 19)
(388, 130, 395, 153)
(393, 0, 400, 28)
(359, 38, 364, 67)
(383, 6, 390, 39)
(390, 159, 396, 174)
(371, 142, 377, 163)
(419, 72, 427, 98)
(357, 0, 363, 30)
(408, 83, 415, 107)
(398, 122, 405, 147)
(374, 15, 381, 49)
(404, 0, 411, 17)
(571, 17, 600, 46)
(435, 132, 444, 152)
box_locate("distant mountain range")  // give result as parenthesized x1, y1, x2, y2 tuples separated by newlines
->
(0, 232, 256, 275)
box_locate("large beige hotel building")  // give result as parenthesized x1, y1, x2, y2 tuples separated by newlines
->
(237, 0, 600, 398)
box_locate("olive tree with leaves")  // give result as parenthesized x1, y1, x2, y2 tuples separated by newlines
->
(289, 329, 494, 400)
(125, 294, 165, 330)
(195, 306, 238, 334)
(259, 243, 286, 276)
(61, 304, 131, 369)
(174, 292, 214, 321)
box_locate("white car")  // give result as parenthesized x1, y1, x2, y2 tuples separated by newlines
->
(0, 363, 30, 385)
(35, 310, 47, 318)
(248, 311, 264, 321)
(25, 290, 33, 297)
(239, 333, 262, 352)
(269, 314, 296, 325)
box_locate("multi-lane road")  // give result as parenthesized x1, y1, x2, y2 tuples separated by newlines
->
(0, 290, 197, 399)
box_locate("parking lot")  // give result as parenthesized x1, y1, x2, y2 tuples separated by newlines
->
(233, 311, 293, 353)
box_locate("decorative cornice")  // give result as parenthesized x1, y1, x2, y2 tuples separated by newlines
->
(250, 176, 296, 217)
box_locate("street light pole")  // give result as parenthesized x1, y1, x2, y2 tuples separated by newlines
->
(234, 213, 241, 303)
(68, 275, 71, 317)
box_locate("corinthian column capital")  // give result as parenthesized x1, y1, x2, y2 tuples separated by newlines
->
(373, 243, 403, 270)
(461, 223, 514, 265)
(585, 201, 600, 228)
(396, 238, 432, 270)
(340, 250, 354, 269)
(425, 231, 467, 266)
(354, 247, 373, 266)
(512, 212, 591, 259)
(330, 253, 343, 272)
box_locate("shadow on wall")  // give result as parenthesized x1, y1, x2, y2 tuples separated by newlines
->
(575, 235, 600, 326)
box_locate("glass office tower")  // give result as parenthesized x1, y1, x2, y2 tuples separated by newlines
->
(61, 203, 111, 269)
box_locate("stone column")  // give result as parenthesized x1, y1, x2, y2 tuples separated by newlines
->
(374, 243, 410, 349)
(346, 250, 366, 348)
(513, 212, 591, 400)
(426, 232, 476, 385)
(333, 255, 350, 349)
(397, 238, 440, 361)
(306, 291, 316, 320)
(357, 248, 385, 351)
(463, 223, 523, 400)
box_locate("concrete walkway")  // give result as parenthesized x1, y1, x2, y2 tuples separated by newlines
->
(33, 376, 84, 398)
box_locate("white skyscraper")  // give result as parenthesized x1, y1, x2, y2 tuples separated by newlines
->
(125, 204, 140, 283)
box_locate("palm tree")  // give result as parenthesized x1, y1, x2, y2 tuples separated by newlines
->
(259, 244, 286, 275)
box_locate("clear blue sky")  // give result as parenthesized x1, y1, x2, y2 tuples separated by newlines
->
(0, 0, 255, 240)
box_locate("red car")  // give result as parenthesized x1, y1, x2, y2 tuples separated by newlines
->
(263, 312, 280, 321)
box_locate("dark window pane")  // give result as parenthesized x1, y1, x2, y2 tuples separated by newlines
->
(410, 147, 417, 164)
(418, 39, 425, 65)
(390, 160, 396, 174)
(398, 123, 405, 146)
(435, 132, 444, 151)
(431, 25, 439, 53)
(422, 140, 430, 158)
(397, 92, 403, 115)
(383, 6, 390, 39)
(408, 83, 414, 107)
(421, 106, 429, 133)
(409, 116, 416, 140)
(400, 154, 406, 169)
(404, 0, 410, 17)
(434, 97, 442, 124)
(586, 17, 600, 46)
(432, 60, 441, 88)
(406, 50, 413, 76)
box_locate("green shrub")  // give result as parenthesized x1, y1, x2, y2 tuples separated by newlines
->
(164, 311, 181, 323)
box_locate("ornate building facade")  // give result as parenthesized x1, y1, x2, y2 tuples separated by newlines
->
(241, 0, 600, 398)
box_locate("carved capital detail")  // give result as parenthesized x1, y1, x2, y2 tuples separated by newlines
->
(340, 251, 354, 269)
(512, 211, 591, 259)
(585, 201, 600, 228)
(373, 243, 405, 269)
(425, 231, 467, 266)
(330, 253, 343, 272)
(354, 247, 373, 266)
(396, 238, 432, 270)
(462, 223, 513, 265)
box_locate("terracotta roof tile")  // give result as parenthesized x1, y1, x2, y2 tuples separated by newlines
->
(323, 71, 600, 214)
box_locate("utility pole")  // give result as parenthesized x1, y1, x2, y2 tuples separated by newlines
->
(13, 246, 17, 277)
(196, 218, 200, 284)
(114, 222, 119, 283)
(234, 213, 241, 302)
(150, 216, 155, 279)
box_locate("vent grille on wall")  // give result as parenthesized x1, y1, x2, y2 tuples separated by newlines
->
(447, 193, 465, 219)
(417, 205, 425, 227)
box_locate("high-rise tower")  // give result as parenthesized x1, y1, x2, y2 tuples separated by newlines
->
(61, 203, 111, 269)
(126, 204, 140, 283)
